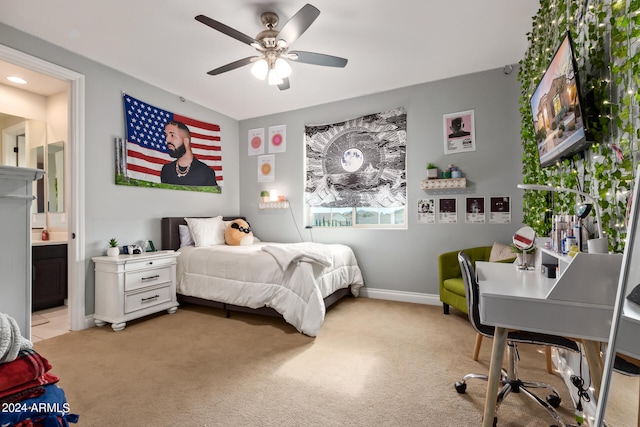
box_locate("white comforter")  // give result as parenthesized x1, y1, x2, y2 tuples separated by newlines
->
(176, 242, 364, 336)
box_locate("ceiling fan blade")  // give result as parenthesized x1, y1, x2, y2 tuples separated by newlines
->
(207, 56, 259, 76)
(289, 51, 348, 68)
(277, 4, 320, 45)
(195, 14, 257, 46)
(278, 78, 290, 91)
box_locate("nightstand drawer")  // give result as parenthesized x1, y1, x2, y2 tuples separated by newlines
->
(125, 267, 171, 291)
(124, 285, 172, 314)
(124, 256, 175, 272)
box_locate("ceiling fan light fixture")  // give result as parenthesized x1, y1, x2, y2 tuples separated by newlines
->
(251, 59, 268, 80)
(267, 68, 283, 85)
(274, 58, 292, 79)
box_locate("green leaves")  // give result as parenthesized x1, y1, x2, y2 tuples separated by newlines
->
(518, 0, 638, 252)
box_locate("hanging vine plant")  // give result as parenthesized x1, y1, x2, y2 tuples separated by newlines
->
(518, 0, 638, 253)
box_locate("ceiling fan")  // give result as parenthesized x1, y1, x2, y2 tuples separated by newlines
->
(195, 3, 348, 90)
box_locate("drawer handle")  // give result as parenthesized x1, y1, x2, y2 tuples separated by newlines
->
(141, 295, 160, 302)
(141, 275, 160, 281)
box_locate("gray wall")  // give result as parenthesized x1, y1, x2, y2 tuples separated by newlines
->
(2, 20, 524, 316)
(0, 23, 240, 314)
(239, 68, 525, 298)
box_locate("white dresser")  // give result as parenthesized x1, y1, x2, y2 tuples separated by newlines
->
(92, 250, 180, 331)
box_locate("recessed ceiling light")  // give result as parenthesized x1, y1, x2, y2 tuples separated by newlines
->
(7, 76, 27, 84)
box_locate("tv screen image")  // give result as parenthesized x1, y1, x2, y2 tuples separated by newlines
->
(529, 32, 590, 168)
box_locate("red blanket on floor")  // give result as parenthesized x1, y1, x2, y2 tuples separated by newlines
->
(0, 349, 59, 402)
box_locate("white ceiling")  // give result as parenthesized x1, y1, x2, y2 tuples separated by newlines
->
(0, 1, 540, 120)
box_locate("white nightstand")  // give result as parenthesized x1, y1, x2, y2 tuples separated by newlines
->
(92, 250, 180, 331)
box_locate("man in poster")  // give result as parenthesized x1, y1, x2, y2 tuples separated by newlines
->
(161, 121, 218, 186)
(443, 110, 476, 154)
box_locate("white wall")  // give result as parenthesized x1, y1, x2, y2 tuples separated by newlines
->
(0, 84, 47, 121)
(46, 91, 68, 145)
(239, 67, 525, 299)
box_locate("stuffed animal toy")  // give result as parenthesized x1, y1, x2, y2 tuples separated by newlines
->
(224, 218, 254, 246)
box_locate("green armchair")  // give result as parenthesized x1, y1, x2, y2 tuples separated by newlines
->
(438, 245, 515, 315)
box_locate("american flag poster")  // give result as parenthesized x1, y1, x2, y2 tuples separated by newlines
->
(117, 94, 222, 192)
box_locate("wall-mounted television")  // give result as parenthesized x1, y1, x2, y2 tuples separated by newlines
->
(529, 32, 591, 168)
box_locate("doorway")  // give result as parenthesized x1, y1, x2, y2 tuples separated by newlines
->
(0, 44, 86, 337)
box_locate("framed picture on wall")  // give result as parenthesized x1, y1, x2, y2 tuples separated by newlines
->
(489, 196, 511, 224)
(438, 197, 458, 224)
(248, 128, 265, 156)
(465, 196, 485, 224)
(443, 110, 476, 154)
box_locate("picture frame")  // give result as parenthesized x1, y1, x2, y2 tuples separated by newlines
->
(443, 110, 476, 154)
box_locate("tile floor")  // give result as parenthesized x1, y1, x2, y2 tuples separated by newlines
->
(31, 305, 70, 342)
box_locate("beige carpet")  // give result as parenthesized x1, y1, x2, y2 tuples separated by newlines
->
(33, 298, 636, 426)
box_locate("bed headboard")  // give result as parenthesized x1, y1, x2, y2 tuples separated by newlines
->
(161, 216, 246, 251)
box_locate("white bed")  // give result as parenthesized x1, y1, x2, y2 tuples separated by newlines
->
(161, 217, 364, 336)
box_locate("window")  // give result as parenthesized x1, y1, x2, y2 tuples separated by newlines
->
(307, 206, 406, 228)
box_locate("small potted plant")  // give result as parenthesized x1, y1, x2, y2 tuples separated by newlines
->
(426, 163, 438, 180)
(107, 238, 120, 257)
(260, 190, 270, 202)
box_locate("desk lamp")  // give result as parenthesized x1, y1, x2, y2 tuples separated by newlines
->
(517, 183, 608, 253)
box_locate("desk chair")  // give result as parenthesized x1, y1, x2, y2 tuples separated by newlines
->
(455, 252, 581, 427)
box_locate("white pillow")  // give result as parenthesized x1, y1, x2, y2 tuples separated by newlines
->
(178, 224, 195, 247)
(184, 216, 226, 247)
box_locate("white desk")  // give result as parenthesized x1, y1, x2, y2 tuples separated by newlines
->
(476, 252, 622, 427)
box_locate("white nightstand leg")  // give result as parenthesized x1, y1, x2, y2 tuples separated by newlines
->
(167, 307, 178, 314)
(111, 322, 126, 332)
(94, 319, 106, 327)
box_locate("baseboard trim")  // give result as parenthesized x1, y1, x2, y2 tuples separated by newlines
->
(359, 288, 441, 306)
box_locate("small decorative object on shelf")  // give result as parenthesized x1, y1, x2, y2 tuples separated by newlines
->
(449, 164, 463, 178)
(426, 163, 438, 180)
(41, 228, 49, 241)
(260, 190, 270, 203)
(107, 238, 119, 257)
(421, 177, 466, 190)
(442, 164, 453, 179)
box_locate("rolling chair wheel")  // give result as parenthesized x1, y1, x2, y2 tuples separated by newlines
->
(546, 394, 561, 408)
(454, 381, 467, 393)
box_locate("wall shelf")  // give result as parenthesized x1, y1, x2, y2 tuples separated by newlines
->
(259, 201, 290, 210)
(421, 177, 466, 190)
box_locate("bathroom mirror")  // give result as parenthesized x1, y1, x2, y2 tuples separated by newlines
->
(47, 141, 64, 213)
(30, 146, 45, 214)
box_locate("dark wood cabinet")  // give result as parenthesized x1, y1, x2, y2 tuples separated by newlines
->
(32, 244, 67, 312)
